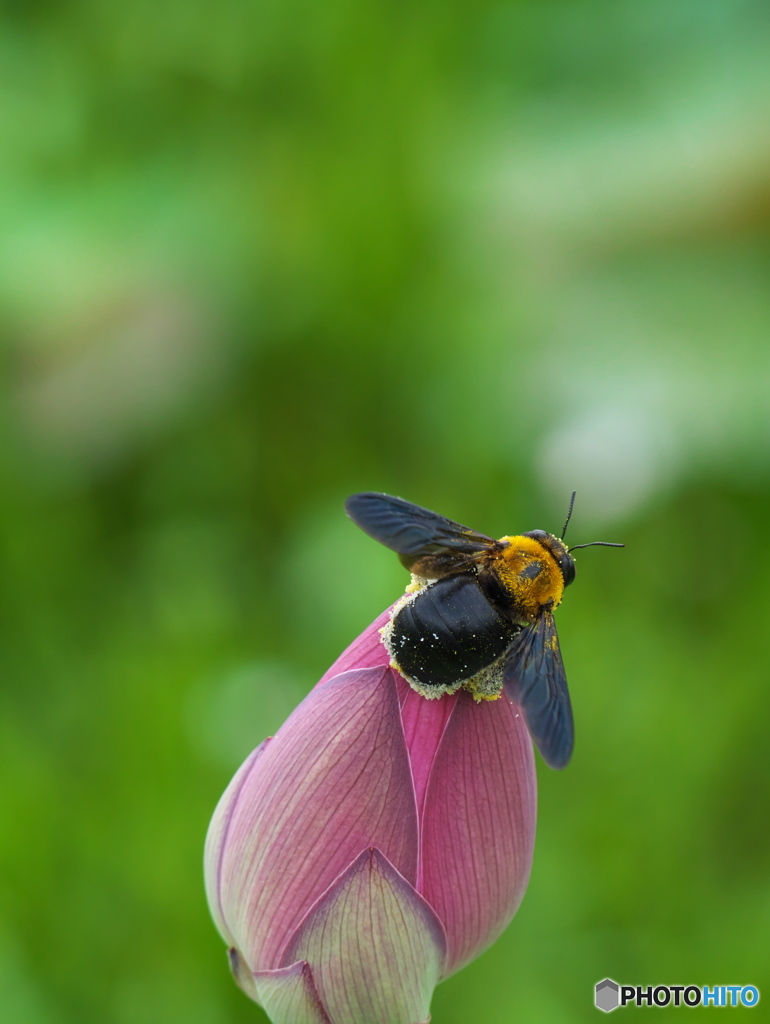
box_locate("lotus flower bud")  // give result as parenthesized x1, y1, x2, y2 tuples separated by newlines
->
(205, 609, 537, 1023)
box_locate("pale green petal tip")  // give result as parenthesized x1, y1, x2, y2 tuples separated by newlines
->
(285, 847, 447, 1024)
(254, 960, 332, 1024)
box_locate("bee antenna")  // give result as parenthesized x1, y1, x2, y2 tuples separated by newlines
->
(568, 541, 625, 551)
(561, 491, 577, 540)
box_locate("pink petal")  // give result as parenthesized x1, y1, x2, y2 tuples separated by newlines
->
(204, 740, 270, 948)
(253, 961, 332, 1024)
(318, 607, 393, 683)
(316, 607, 449, 903)
(395, 675, 459, 825)
(216, 667, 419, 970)
(283, 848, 446, 1024)
(419, 692, 537, 976)
(320, 610, 462, 821)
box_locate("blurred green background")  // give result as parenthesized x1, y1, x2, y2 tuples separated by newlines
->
(1, 0, 769, 1021)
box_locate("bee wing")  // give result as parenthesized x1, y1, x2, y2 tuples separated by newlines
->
(345, 492, 498, 576)
(502, 610, 574, 770)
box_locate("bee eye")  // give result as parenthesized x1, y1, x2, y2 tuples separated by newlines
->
(560, 557, 576, 587)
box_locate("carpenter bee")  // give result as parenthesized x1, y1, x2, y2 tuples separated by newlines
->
(345, 492, 623, 770)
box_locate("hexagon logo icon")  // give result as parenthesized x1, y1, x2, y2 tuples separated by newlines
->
(595, 978, 620, 1012)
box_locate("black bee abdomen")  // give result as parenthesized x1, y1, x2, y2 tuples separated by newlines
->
(389, 573, 519, 688)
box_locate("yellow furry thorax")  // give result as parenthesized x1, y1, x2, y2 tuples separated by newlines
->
(495, 533, 565, 619)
